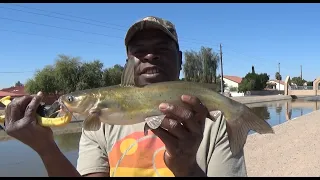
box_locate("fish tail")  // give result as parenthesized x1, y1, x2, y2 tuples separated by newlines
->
(226, 105, 274, 156)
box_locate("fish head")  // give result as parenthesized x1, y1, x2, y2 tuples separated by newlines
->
(59, 91, 97, 114)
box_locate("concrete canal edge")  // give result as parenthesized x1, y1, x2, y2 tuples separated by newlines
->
(231, 95, 293, 104)
(243, 108, 320, 176)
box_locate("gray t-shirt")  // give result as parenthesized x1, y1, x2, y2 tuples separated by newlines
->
(76, 110, 247, 177)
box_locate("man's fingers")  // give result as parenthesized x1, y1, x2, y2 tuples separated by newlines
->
(160, 117, 188, 139)
(151, 128, 179, 157)
(24, 92, 43, 118)
(6, 96, 33, 123)
(159, 103, 200, 133)
(181, 95, 208, 115)
(159, 103, 193, 123)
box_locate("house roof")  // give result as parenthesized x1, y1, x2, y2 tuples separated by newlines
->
(223, 75, 243, 84)
(0, 90, 25, 97)
(1, 86, 27, 95)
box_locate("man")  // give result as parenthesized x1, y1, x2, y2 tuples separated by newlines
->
(3, 16, 247, 177)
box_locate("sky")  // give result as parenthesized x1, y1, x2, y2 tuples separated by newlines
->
(1, 3, 320, 89)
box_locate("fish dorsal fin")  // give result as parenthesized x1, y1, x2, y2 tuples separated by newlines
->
(121, 56, 136, 87)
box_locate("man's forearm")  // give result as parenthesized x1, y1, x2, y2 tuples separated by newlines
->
(38, 143, 81, 177)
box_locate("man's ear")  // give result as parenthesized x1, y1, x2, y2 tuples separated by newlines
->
(178, 50, 182, 70)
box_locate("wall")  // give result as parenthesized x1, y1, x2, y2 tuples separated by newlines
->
(288, 90, 315, 96)
(268, 80, 284, 91)
(276, 83, 285, 91)
(224, 78, 239, 88)
(230, 92, 244, 97)
(249, 90, 284, 96)
(285, 76, 320, 96)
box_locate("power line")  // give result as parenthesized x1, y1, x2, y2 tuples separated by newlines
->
(0, 17, 123, 39)
(6, 3, 127, 28)
(0, 71, 34, 73)
(0, 4, 220, 46)
(0, 29, 116, 46)
(0, 6, 126, 31)
(0, 16, 218, 47)
(0, 4, 284, 75)
(0, 28, 205, 52)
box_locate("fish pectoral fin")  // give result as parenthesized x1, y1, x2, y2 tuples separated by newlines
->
(83, 112, 101, 131)
(226, 107, 274, 156)
(145, 115, 166, 129)
(208, 110, 222, 121)
(144, 115, 166, 136)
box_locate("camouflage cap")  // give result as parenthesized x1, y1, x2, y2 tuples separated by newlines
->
(125, 16, 179, 47)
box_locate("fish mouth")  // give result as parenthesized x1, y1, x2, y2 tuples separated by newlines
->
(140, 66, 165, 76)
(55, 97, 79, 121)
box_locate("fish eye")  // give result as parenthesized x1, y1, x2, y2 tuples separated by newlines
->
(67, 96, 74, 102)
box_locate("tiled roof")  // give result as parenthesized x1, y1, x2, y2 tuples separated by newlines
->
(1, 86, 27, 95)
(0, 90, 25, 97)
(223, 75, 243, 84)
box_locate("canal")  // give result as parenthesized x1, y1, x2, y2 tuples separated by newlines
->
(0, 98, 319, 176)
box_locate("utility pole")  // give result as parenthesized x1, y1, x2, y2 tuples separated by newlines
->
(300, 65, 302, 79)
(278, 62, 280, 91)
(220, 43, 224, 94)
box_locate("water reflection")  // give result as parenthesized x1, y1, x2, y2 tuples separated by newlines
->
(248, 98, 320, 127)
(55, 133, 81, 153)
(250, 106, 271, 120)
(0, 132, 81, 177)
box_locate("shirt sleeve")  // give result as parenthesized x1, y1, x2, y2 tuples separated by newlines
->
(76, 128, 109, 176)
(201, 111, 248, 177)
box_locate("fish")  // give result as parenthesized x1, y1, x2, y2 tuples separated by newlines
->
(58, 56, 274, 155)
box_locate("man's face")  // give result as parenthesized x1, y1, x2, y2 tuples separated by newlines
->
(127, 28, 182, 86)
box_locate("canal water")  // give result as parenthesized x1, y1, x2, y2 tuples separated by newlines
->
(0, 98, 319, 176)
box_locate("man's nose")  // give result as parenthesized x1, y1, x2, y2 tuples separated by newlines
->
(142, 54, 160, 63)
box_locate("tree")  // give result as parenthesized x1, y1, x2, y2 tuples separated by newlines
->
(183, 46, 219, 83)
(25, 79, 40, 94)
(291, 77, 306, 86)
(34, 65, 59, 94)
(238, 78, 254, 93)
(238, 66, 270, 92)
(216, 74, 227, 92)
(103, 64, 124, 86)
(275, 72, 282, 81)
(54, 54, 82, 93)
(77, 60, 104, 90)
(307, 81, 313, 86)
(15, 81, 23, 87)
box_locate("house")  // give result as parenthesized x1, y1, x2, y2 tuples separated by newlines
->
(222, 75, 243, 90)
(0, 90, 25, 98)
(266, 79, 285, 91)
(0, 90, 26, 108)
(0, 86, 28, 108)
(1, 86, 27, 96)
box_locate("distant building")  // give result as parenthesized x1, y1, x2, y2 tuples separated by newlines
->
(222, 75, 243, 90)
(1, 86, 27, 96)
(266, 79, 285, 91)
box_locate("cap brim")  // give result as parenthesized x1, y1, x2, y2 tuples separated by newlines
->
(125, 20, 178, 47)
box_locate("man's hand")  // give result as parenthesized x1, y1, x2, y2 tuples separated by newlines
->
(4, 92, 56, 156)
(151, 95, 208, 177)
